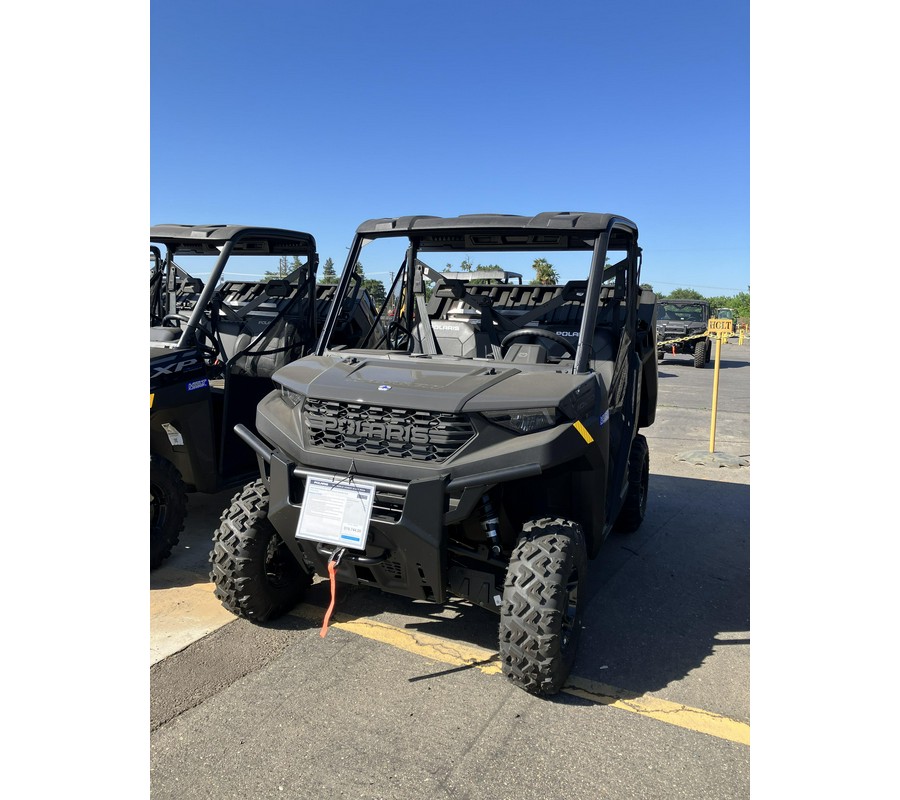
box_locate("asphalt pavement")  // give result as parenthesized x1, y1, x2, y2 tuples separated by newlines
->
(150, 340, 750, 799)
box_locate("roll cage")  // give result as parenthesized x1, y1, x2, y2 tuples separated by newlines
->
(316, 212, 642, 377)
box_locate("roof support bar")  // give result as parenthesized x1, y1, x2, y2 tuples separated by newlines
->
(574, 231, 609, 374)
(177, 239, 234, 350)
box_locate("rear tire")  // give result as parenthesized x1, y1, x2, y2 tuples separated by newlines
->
(499, 518, 587, 696)
(150, 455, 187, 570)
(694, 339, 707, 368)
(614, 434, 649, 533)
(209, 480, 311, 622)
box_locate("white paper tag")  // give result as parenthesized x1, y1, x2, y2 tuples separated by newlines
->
(161, 423, 184, 446)
(295, 474, 376, 551)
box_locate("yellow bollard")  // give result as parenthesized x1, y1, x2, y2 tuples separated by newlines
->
(708, 331, 724, 453)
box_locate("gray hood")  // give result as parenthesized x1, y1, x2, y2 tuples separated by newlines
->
(274, 354, 593, 414)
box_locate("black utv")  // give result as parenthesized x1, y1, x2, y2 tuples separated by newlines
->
(656, 298, 712, 367)
(150, 224, 379, 570)
(210, 212, 658, 696)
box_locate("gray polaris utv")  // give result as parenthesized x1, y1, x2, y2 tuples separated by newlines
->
(150, 224, 379, 569)
(656, 298, 712, 367)
(210, 212, 658, 695)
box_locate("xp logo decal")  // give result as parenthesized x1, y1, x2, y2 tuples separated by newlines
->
(151, 351, 202, 381)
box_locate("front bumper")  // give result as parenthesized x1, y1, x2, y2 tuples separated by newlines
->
(656, 331, 704, 353)
(235, 390, 608, 603)
(237, 425, 547, 603)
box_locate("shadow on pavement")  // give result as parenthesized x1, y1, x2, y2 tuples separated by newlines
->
(154, 472, 748, 704)
(263, 472, 750, 701)
(658, 358, 748, 372)
(576, 473, 749, 698)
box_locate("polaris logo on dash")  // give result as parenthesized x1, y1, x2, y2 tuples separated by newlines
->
(378, 385, 392, 391)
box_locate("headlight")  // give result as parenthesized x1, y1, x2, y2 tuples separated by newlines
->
(482, 407, 560, 434)
(279, 386, 305, 408)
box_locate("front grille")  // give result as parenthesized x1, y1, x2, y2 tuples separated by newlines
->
(303, 398, 475, 462)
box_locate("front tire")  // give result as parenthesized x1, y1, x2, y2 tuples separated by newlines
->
(209, 480, 311, 622)
(694, 339, 707, 368)
(499, 518, 587, 696)
(150, 455, 187, 570)
(614, 434, 649, 533)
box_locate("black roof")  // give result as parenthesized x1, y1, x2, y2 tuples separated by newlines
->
(356, 212, 637, 237)
(150, 224, 316, 256)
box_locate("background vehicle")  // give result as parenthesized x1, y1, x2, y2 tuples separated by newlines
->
(150, 225, 319, 569)
(150, 225, 382, 569)
(210, 211, 658, 696)
(715, 307, 736, 324)
(656, 299, 712, 367)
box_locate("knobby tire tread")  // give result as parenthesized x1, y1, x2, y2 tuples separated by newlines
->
(499, 518, 587, 696)
(209, 479, 311, 623)
(150, 454, 187, 570)
(614, 433, 649, 533)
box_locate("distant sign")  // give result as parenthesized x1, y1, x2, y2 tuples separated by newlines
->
(708, 318, 734, 335)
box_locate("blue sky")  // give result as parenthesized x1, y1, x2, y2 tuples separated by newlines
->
(151, 0, 749, 296)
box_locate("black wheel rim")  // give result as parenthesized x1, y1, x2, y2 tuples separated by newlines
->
(150, 483, 166, 529)
(561, 571, 580, 649)
(264, 536, 295, 589)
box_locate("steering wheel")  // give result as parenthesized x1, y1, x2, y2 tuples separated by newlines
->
(160, 313, 222, 363)
(500, 328, 577, 357)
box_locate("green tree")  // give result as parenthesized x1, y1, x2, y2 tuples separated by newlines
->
(663, 287, 705, 300)
(320, 257, 337, 284)
(728, 291, 750, 320)
(530, 257, 559, 285)
(656, 286, 750, 323)
(350, 261, 386, 306)
(362, 278, 386, 307)
(263, 255, 304, 281)
(444, 257, 474, 272)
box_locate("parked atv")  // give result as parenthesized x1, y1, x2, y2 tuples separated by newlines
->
(656, 299, 712, 367)
(150, 225, 383, 569)
(210, 212, 658, 696)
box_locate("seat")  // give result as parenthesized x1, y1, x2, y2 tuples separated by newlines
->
(431, 320, 480, 357)
(150, 327, 181, 343)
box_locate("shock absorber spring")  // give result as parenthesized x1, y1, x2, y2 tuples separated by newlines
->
(481, 494, 501, 557)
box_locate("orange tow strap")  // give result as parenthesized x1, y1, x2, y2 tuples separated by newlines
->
(320, 558, 338, 638)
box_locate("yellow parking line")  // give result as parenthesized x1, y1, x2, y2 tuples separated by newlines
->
(290, 603, 503, 674)
(564, 676, 750, 745)
(290, 603, 749, 746)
